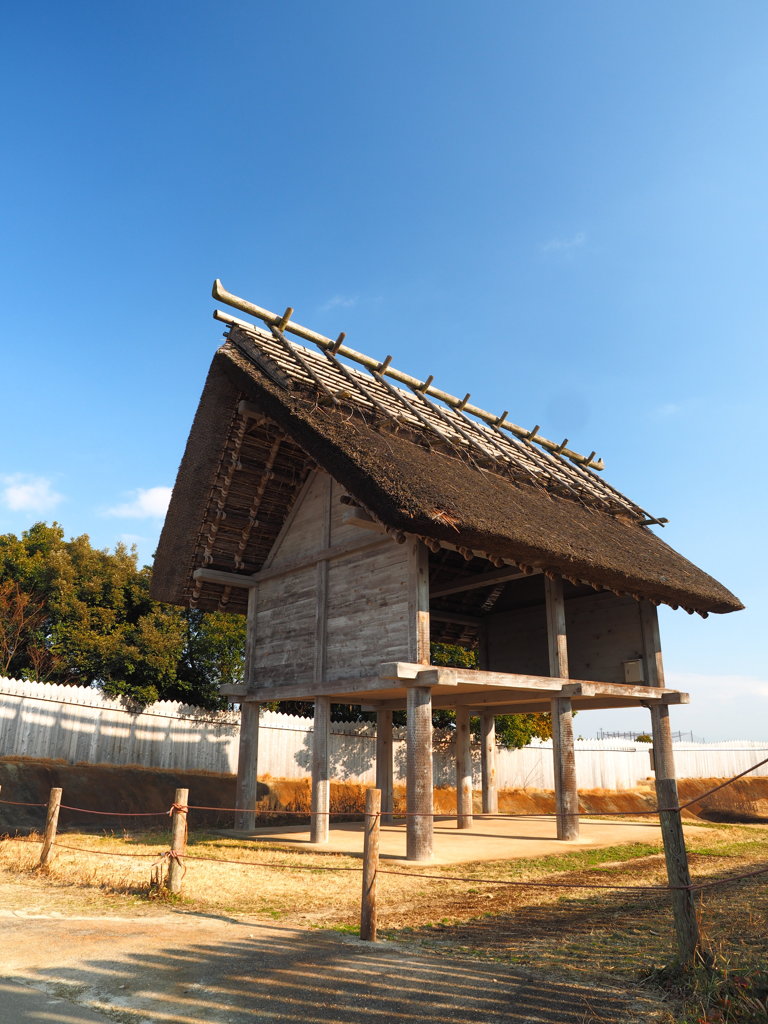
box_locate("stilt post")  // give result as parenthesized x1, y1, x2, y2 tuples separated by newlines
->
(375, 710, 394, 825)
(480, 712, 498, 814)
(311, 695, 331, 843)
(545, 576, 579, 840)
(406, 685, 433, 861)
(235, 586, 260, 830)
(456, 706, 473, 828)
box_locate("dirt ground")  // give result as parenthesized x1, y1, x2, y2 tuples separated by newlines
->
(0, 894, 668, 1024)
(1, 759, 766, 1022)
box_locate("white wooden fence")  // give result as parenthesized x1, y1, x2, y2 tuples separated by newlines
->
(1, 677, 766, 790)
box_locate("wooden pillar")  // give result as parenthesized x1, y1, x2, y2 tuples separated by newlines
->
(235, 702, 260, 830)
(480, 713, 498, 814)
(406, 685, 433, 861)
(375, 710, 394, 825)
(641, 601, 701, 964)
(456, 706, 473, 828)
(235, 587, 260, 831)
(311, 696, 331, 843)
(545, 576, 579, 840)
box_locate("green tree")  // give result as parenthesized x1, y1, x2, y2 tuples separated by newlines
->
(430, 641, 552, 749)
(0, 523, 244, 708)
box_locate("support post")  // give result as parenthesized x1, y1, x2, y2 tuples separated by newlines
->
(641, 601, 701, 964)
(311, 696, 331, 843)
(360, 787, 381, 941)
(375, 710, 394, 826)
(167, 787, 189, 894)
(38, 787, 62, 870)
(235, 586, 260, 830)
(456, 706, 473, 828)
(480, 713, 498, 814)
(235, 702, 260, 831)
(406, 685, 433, 861)
(545, 576, 579, 840)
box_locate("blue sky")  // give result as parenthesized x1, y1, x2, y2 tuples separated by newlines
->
(1, 2, 766, 739)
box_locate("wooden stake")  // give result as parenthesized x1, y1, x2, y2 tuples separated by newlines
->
(360, 788, 381, 942)
(38, 787, 62, 870)
(456, 706, 473, 828)
(167, 788, 188, 894)
(642, 602, 702, 965)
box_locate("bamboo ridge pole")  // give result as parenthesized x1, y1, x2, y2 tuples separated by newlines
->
(167, 788, 188, 894)
(38, 787, 62, 870)
(360, 788, 381, 942)
(212, 280, 605, 471)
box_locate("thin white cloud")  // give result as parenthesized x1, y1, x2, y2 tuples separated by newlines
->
(653, 402, 683, 419)
(668, 671, 768, 703)
(1, 474, 63, 513)
(540, 232, 586, 254)
(107, 486, 172, 519)
(320, 295, 357, 312)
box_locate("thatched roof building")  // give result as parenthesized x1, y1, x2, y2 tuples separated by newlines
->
(151, 282, 742, 862)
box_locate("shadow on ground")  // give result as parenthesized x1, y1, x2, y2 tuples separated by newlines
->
(9, 917, 664, 1024)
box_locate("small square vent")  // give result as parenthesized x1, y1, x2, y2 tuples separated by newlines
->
(623, 659, 644, 684)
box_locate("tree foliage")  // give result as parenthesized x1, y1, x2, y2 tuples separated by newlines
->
(0, 523, 244, 708)
(430, 641, 552, 749)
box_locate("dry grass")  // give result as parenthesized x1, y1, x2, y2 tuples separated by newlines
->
(1, 821, 766, 1022)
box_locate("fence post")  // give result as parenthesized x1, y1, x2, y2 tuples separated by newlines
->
(167, 787, 189, 894)
(360, 788, 381, 941)
(38, 787, 62, 870)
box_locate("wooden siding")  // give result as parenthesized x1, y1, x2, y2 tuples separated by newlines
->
(485, 592, 645, 684)
(253, 469, 415, 688)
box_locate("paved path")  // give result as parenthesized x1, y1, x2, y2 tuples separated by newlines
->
(0, 912, 663, 1024)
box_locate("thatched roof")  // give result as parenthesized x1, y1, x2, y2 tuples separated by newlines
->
(152, 315, 742, 618)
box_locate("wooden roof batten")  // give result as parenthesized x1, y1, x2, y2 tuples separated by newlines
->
(211, 280, 669, 529)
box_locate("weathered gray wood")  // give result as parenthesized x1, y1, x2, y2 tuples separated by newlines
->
(311, 696, 331, 843)
(455, 706, 473, 828)
(195, 530, 393, 592)
(375, 710, 394, 825)
(38, 787, 62, 869)
(655, 777, 700, 964)
(360, 787, 381, 942)
(406, 686, 433, 861)
(235, 586, 260, 830)
(639, 599, 666, 688)
(235, 701, 260, 829)
(643, 604, 701, 963)
(213, 282, 606, 469)
(546, 576, 579, 841)
(430, 565, 527, 599)
(408, 539, 430, 664)
(480, 713, 498, 814)
(485, 592, 646, 684)
(168, 787, 189, 893)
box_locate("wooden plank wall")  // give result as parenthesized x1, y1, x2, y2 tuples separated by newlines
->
(253, 470, 414, 687)
(486, 592, 645, 684)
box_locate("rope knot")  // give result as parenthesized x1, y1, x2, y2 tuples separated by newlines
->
(168, 803, 188, 817)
